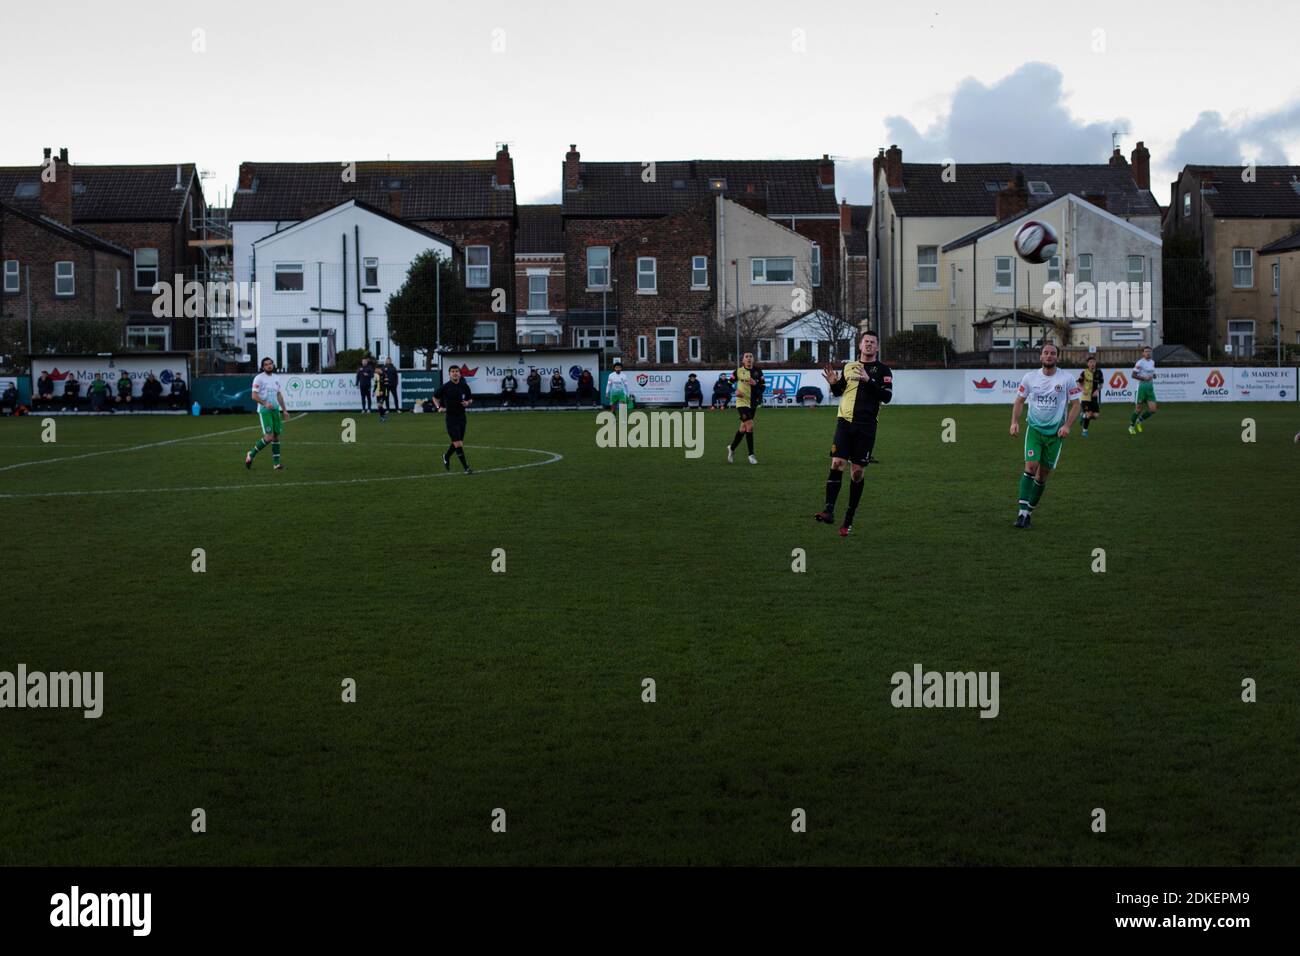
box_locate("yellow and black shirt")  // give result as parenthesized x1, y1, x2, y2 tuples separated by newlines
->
(1078, 367, 1101, 402)
(832, 360, 894, 424)
(733, 367, 763, 409)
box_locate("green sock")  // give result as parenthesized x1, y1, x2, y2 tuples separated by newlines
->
(272, 442, 281, 464)
(1017, 472, 1034, 510)
(1130, 410, 1140, 425)
(1028, 479, 1046, 508)
(249, 438, 268, 458)
(1139, 409, 1155, 422)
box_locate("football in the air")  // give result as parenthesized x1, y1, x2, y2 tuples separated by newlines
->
(1013, 219, 1059, 264)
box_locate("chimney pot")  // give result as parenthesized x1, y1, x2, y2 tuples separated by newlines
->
(238, 162, 255, 191)
(1130, 140, 1151, 190)
(40, 150, 74, 224)
(884, 144, 903, 189)
(564, 143, 581, 191)
(495, 145, 513, 188)
(840, 198, 853, 234)
(818, 153, 835, 188)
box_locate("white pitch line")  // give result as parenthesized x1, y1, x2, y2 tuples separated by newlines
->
(0, 414, 308, 473)
(0, 445, 563, 500)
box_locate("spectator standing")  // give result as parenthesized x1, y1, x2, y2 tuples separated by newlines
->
(169, 372, 189, 410)
(356, 356, 376, 413)
(383, 358, 400, 412)
(526, 368, 542, 407)
(1, 382, 17, 416)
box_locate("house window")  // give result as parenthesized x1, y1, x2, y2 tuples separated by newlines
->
(1047, 256, 1060, 284)
(656, 326, 677, 363)
(134, 248, 159, 290)
(115, 269, 122, 309)
(1228, 320, 1255, 357)
(637, 335, 648, 361)
(637, 257, 657, 293)
(751, 257, 795, 284)
(1109, 329, 1144, 342)
(1182, 193, 1191, 218)
(1233, 249, 1253, 288)
(274, 262, 304, 292)
(363, 257, 379, 290)
(1273, 262, 1280, 295)
(811, 244, 822, 286)
(688, 335, 700, 361)
(472, 321, 497, 349)
(126, 324, 170, 350)
(758, 339, 774, 362)
(913, 323, 939, 334)
(54, 261, 75, 297)
(1028, 181, 1052, 196)
(1127, 256, 1144, 284)
(1077, 254, 1093, 284)
(587, 246, 610, 289)
(2, 260, 17, 293)
(949, 263, 957, 306)
(466, 246, 490, 288)
(692, 255, 708, 289)
(574, 327, 617, 349)
(994, 256, 1012, 292)
(917, 246, 938, 287)
(528, 274, 548, 313)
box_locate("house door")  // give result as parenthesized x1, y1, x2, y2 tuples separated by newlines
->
(1228, 321, 1255, 358)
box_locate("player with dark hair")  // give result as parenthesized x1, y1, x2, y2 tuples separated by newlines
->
(1078, 355, 1102, 436)
(1010, 342, 1081, 528)
(727, 352, 764, 464)
(434, 365, 474, 473)
(245, 357, 287, 470)
(813, 330, 893, 536)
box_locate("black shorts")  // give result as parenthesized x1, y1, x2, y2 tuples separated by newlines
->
(1082, 399, 1100, 415)
(830, 419, 877, 466)
(738, 405, 755, 422)
(445, 416, 467, 442)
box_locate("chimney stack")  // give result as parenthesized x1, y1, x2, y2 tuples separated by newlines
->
(818, 153, 835, 188)
(995, 174, 1029, 221)
(1108, 146, 1128, 168)
(495, 145, 513, 188)
(1130, 140, 1150, 190)
(40, 146, 73, 225)
(388, 189, 403, 218)
(839, 198, 853, 234)
(237, 162, 255, 190)
(872, 148, 886, 192)
(564, 144, 581, 191)
(884, 144, 903, 189)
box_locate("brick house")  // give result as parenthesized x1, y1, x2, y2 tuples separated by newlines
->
(514, 204, 566, 346)
(559, 145, 842, 365)
(230, 148, 516, 359)
(841, 199, 871, 324)
(1163, 163, 1300, 357)
(0, 147, 208, 350)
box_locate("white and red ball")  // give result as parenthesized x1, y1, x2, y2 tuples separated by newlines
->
(1013, 219, 1059, 264)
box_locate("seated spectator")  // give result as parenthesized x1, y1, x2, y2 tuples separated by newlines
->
(88, 373, 112, 412)
(169, 372, 189, 409)
(526, 369, 541, 407)
(711, 372, 732, 410)
(35, 372, 55, 410)
(684, 373, 703, 408)
(0, 382, 17, 416)
(115, 371, 133, 408)
(63, 377, 82, 410)
(141, 372, 163, 410)
(576, 369, 597, 406)
(500, 372, 518, 408)
(549, 372, 568, 406)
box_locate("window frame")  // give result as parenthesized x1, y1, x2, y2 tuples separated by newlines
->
(994, 255, 1013, 293)
(133, 248, 160, 291)
(655, 325, 677, 363)
(363, 256, 379, 291)
(1047, 255, 1061, 284)
(1232, 248, 1254, 288)
(637, 256, 657, 294)
(527, 273, 549, 314)
(1077, 253, 1094, 285)
(1126, 255, 1145, 285)
(587, 246, 611, 291)
(471, 320, 498, 349)
(691, 255, 709, 290)
(115, 269, 122, 309)
(916, 245, 938, 289)
(1273, 261, 1280, 295)
(465, 245, 491, 289)
(688, 335, 701, 361)
(751, 257, 795, 285)
(54, 260, 75, 297)
(2, 259, 18, 294)
(811, 243, 822, 287)
(274, 261, 305, 294)
(636, 334, 648, 361)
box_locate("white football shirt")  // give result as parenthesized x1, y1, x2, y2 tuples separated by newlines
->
(1132, 357, 1156, 382)
(252, 371, 283, 407)
(1017, 368, 1081, 432)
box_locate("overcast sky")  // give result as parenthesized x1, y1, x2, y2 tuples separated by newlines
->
(3, 0, 1297, 208)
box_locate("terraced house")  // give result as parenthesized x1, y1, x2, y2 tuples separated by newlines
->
(0, 147, 208, 350)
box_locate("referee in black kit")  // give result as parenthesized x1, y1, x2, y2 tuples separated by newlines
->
(433, 365, 474, 473)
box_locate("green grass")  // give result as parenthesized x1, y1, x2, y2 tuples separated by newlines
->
(0, 403, 1296, 866)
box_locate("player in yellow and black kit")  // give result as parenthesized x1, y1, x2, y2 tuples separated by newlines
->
(1077, 355, 1101, 436)
(813, 329, 893, 536)
(726, 351, 765, 464)
(374, 365, 391, 422)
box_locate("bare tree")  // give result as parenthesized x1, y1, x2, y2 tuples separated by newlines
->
(794, 261, 856, 361)
(704, 304, 773, 365)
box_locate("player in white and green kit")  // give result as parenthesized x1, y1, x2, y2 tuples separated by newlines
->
(1128, 345, 1158, 435)
(245, 357, 287, 471)
(1009, 343, 1081, 529)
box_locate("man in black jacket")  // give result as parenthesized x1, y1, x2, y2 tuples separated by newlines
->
(141, 373, 163, 410)
(501, 371, 519, 408)
(526, 368, 542, 407)
(684, 373, 703, 408)
(711, 373, 732, 410)
(169, 373, 189, 410)
(549, 371, 567, 406)
(383, 358, 400, 412)
(356, 356, 376, 413)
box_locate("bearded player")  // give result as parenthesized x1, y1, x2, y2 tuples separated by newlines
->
(812, 330, 893, 536)
(1009, 342, 1081, 528)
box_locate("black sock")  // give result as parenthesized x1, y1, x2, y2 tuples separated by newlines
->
(445, 443, 456, 459)
(845, 477, 865, 523)
(456, 447, 468, 469)
(824, 469, 843, 513)
(745, 431, 754, 454)
(730, 432, 743, 451)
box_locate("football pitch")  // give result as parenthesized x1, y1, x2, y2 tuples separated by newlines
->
(0, 403, 1296, 866)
